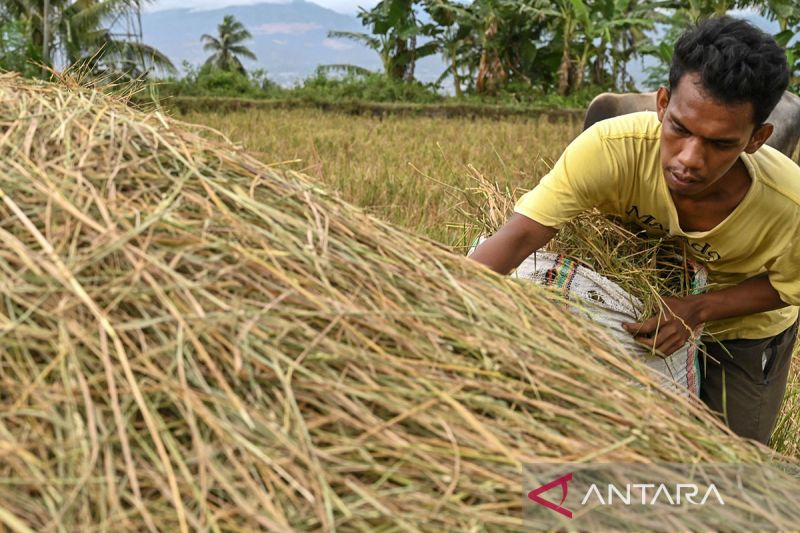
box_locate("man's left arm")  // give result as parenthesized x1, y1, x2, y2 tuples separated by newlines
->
(623, 274, 788, 355)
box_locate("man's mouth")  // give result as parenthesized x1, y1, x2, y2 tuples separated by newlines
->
(668, 169, 701, 186)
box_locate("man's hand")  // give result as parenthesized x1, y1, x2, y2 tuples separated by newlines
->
(622, 275, 788, 356)
(623, 296, 703, 356)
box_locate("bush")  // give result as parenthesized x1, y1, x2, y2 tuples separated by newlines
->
(148, 62, 604, 109)
(289, 70, 443, 104)
(454, 82, 606, 110)
(195, 68, 255, 96)
(154, 62, 284, 99)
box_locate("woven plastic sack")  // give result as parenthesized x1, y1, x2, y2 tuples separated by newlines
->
(469, 238, 707, 397)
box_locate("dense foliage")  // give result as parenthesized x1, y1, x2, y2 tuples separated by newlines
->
(1, 0, 799, 102)
(0, 0, 174, 78)
(320, 0, 800, 96)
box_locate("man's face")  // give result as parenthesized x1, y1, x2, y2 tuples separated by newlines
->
(656, 72, 772, 198)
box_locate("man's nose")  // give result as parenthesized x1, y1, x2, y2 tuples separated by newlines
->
(676, 137, 704, 170)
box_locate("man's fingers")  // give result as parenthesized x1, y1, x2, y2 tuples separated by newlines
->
(656, 338, 680, 357)
(625, 305, 695, 356)
(633, 334, 655, 348)
(655, 331, 689, 357)
(622, 322, 639, 333)
(623, 317, 658, 336)
(630, 326, 687, 356)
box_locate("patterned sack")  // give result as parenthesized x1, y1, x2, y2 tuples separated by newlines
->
(469, 238, 707, 396)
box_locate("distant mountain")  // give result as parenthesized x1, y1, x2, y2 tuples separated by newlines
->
(140, 0, 446, 86)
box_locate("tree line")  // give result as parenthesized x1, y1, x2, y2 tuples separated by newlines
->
(328, 0, 800, 95)
(1, 0, 799, 99)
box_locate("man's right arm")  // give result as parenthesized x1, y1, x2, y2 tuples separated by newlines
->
(468, 213, 557, 275)
(468, 121, 616, 274)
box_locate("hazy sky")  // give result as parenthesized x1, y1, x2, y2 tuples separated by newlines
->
(146, 0, 379, 15)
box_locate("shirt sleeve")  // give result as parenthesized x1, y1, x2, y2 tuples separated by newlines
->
(767, 235, 800, 306)
(514, 124, 624, 229)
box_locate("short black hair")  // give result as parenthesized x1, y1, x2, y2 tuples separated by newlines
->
(669, 16, 789, 125)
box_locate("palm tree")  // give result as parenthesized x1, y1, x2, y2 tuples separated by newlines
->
(201, 15, 257, 74)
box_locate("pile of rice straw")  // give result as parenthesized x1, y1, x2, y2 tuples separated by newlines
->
(0, 73, 797, 531)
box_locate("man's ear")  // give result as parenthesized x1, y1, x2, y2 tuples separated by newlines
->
(656, 86, 670, 122)
(745, 123, 773, 153)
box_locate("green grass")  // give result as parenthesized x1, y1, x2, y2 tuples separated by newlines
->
(175, 107, 582, 249)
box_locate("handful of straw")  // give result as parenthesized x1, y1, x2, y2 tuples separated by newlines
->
(547, 213, 693, 318)
(463, 168, 696, 318)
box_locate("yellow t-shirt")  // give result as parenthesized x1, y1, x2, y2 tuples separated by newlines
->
(514, 111, 800, 341)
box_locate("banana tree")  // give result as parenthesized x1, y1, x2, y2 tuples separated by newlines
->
(528, 0, 658, 94)
(599, 0, 664, 91)
(326, 0, 439, 82)
(645, 0, 800, 90)
(514, 0, 593, 94)
(455, 0, 553, 95)
(762, 0, 800, 90)
(425, 0, 477, 96)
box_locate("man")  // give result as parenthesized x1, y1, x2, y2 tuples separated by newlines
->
(469, 16, 800, 445)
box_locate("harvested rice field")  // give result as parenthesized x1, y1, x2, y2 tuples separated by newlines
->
(1, 75, 799, 531)
(175, 106, 582, 249)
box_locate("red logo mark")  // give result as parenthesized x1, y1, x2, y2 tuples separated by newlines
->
(527, 472, 573, 518)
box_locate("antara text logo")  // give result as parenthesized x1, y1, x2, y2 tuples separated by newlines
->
(527, 471, 725, 518)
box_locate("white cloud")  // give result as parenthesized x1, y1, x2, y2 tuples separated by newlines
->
(251, 22, 322, 35)
(313, 0, 380, 14)
(321, 38, 354, 50)
(147, 0, 286, 12)
(146, 0, 380, 16)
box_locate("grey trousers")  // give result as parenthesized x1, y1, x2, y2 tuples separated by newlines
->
(699, 320, 798, 444)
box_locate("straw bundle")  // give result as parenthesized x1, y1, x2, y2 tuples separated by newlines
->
(0, 73, 795, 532)
(546, 214, 693, 318)
(462, 168, 694, 318)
